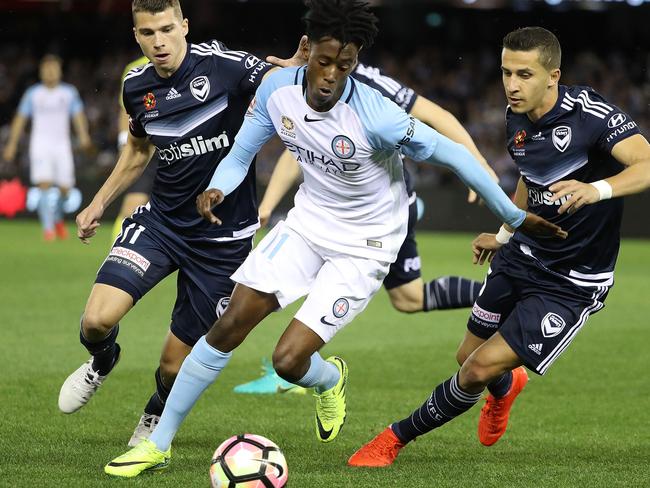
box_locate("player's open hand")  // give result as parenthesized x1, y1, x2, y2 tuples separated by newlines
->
(519, 212, 568, 239)
(266, 35, 309, 67)
(472, 233, 501, 265)
(548, 179, 600, 215)
(197, 188, 225, 225)
(76, 203, 103, 244)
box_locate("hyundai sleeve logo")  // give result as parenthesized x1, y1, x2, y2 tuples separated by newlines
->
(607, 113, 627, 128)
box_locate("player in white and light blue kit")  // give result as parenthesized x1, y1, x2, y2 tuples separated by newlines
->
(105, 0, 564, 477)
(3, 55, 91, 240)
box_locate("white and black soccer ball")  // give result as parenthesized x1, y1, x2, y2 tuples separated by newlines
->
(210, 434, 288, 488)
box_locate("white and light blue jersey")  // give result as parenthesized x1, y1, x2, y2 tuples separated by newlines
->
(209, 66, 525, 262)
(243, 66, 438, 261)
(18, 82, 83, 149)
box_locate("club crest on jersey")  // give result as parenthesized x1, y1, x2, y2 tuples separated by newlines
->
(541, 312, 566, 338)
(216, 296, 230, 319)
(281, 116, 294, 131)
(514, 129, 526, 149)
(143, 92, 157, 110)
(190, 76, 210, 102)
(331, 135, 355, 159)
(552, 126, 572, 152)
(332, 298, 349, 318)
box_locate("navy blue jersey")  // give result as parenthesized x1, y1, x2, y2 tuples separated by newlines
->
(122, 40, 272, 239)
(506, 85, 640, 286)
(352, 63, 417, 196)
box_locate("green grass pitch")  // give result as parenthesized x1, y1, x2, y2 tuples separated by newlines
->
(1, 220, 648, 487)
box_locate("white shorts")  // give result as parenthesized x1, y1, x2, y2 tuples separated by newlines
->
(231, 221, 390, 343)
(30, 145, 75, 188)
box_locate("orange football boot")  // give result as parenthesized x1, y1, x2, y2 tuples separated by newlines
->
(55, 221, 69, 240)
(478, 366, 529, 446)
(348, 427, 405, 467)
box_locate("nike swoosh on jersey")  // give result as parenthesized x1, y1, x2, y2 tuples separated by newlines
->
(304, 115, 325, 122)
(320, 316, 337, 327)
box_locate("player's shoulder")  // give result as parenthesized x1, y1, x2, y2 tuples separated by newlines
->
(349, 77, 402, 117)
(558, 84, 616, 121)
(189, 39, 257, 67)
(122, 60, 154, 89)
(256, 66, 302, 100)
(122, 56, 150, 80)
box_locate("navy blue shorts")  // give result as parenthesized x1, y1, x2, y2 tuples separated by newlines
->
(384, 195, 420, 290)
(96, 211, 252, 346)
(467, 247, 609, 375)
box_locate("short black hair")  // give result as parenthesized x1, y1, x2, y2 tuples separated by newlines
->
(503, 27, 561, 70)
(132, 0, 183, 24)
(303, 0, 379, 50)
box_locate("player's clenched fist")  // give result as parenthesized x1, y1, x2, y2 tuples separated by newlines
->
(472, 233, 500, 265)
(76, 203, 103, 244)
(197, 188, 225, 225)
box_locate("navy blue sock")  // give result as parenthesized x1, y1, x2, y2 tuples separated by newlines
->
(487, 371, 513, 398)
(79, 322, 120, 376)
(144, 368, 171, 416)
(423, 276, 481, 311)
(391, 372, 481, 444)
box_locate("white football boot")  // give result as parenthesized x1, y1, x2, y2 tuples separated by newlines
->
(58, 350, 119, 413)
(128, 413, 161, 447)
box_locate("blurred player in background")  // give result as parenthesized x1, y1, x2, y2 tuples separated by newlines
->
(104, 1, 564, 478)
(349, 26, 650, 468)
(2, 54, 92, 241)
(111, 55, 159, 242)
(235, 63, 500, 394)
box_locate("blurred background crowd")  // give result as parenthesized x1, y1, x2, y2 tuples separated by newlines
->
(1, 0, 648, 221)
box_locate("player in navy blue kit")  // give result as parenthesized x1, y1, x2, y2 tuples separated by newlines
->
(57, 0, 302, 446)
(349, 26, 650, 467)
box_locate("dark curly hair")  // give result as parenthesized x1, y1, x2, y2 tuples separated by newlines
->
(303, 0, 379, 50)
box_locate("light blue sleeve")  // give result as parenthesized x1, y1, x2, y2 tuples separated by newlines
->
(206, 69, 288, 195)
(423, 131, 526, 229)
(17, 86, 36, 117)
(66, 85, 84, 116)
(351, 84, 525, 228)
(350, 85, 436, 160)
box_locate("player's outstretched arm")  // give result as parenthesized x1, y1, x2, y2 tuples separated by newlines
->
(72, 111, 93, 154)
(549, 134, 650, 214)
(76, 134, 153, 244)
(258, 149, 302, 226)
(410, 95, 498, 203)
(421, 133, 566, 238)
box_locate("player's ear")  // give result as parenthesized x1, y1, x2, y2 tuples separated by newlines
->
(301, 37, 311, 60)
(548, 68, 561, 88)
(181, 18, 189, 36)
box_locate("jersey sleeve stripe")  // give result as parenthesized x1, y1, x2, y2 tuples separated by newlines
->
(123, 63, 153, 82)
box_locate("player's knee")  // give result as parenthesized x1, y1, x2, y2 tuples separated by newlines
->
(158, 356, 181, 382)
(271, 347, 303, 381)
(459, 356, 493, 390)
(81, 309, 115, 337)
(388, 288, 422, 313)
(456, 348, 470, 367)
(390, 295, 421, 313)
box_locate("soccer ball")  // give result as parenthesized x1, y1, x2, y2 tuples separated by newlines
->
(210, 434, 288, 488)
